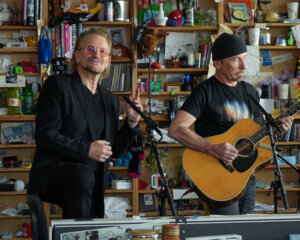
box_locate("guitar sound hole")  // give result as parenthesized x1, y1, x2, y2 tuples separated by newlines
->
(236, 138, 253, 156)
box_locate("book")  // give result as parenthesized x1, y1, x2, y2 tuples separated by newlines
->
(228, 3, 249, 23)
(22, 0, 27, 26)
(198, 44, 208, 68)
(34, 0, 39, 24)
(204, 42, 212, 68)
(55, 24, 61, 58)
(60, 23, 65, 57)
(64, 23, 70, 58)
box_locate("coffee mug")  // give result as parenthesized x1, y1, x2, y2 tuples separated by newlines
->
(287, 2, 299, 20)
(248, 28, 260, 46)
(151, 173, 166, 189)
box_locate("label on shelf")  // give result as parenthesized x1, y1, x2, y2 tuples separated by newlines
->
(172, 188, 198, 200)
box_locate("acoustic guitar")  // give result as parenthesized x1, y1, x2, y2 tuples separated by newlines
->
(182, 101, 300, 207)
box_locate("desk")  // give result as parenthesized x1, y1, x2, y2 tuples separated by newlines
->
(50, 214, 300, 240)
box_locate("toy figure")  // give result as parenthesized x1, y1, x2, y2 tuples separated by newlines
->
(167, 10, 184, 26)
(10, 4, 19, 25)
(139, 29, 168, 56)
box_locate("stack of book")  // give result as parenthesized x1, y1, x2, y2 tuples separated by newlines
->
(101, 63, 133, 92)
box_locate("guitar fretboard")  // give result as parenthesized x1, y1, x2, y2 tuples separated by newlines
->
(250, 101, 300, 144)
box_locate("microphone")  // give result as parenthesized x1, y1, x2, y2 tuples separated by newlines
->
(123, 96, 162, 138)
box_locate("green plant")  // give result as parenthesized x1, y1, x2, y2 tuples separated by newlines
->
(145, 148, 168, 173)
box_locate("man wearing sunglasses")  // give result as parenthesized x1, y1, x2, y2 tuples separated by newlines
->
(28, 28, 143, 219)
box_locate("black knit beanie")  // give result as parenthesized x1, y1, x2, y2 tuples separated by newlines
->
(212, 33, 247, 61)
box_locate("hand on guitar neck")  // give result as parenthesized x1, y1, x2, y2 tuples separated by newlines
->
(277, 116, 293, 133)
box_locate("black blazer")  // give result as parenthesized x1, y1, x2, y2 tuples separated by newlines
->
(28, 72, 140, 195)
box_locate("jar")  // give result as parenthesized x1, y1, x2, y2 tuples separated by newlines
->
(6, 87, 21, 115)
(260, 28, 271, 46)
(185, 44, 196, 67)
(183, 0, 194, 26)
(113, 0, 129, 21)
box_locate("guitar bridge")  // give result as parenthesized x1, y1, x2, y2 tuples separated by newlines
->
(219, 159, 234, 173)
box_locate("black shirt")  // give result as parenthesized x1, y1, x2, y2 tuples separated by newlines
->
(84, 85, 105, 173)
(181, 76, 262, 138)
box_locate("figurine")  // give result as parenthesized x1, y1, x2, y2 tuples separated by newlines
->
(167, 10, 184, 27)
(10, 4, 19, 25)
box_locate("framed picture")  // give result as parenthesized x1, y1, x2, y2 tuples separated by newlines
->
(165, 82, 181, 92)
(139, 193, 157, 212)
(228, 3, 249, 23)
(150, 81, 161, 94)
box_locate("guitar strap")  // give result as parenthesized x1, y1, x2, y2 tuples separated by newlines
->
(242, 81, 264, 126)
(241, 81, 255, 117)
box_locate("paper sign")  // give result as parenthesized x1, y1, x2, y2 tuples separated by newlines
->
(261, 50, 272, 66)
(272, 53, 293, 64)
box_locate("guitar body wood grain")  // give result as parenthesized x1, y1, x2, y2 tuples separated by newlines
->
(182, 119, 273, 207)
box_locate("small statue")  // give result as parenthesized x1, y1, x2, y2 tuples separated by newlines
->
(10, 4, 19, 25)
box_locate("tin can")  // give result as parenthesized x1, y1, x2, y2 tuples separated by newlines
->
(113, 0, 129, 21)
(106, 1, 114, 21)
(183, 7, 194, 26)
(260, 27, 270, 46)
(130, 229, 158, 240)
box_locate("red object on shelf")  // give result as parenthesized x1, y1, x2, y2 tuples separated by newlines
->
(138, 179, 148, 190)
(151, 62, 160, 69)
(23, 222, 32, 238)
(18, 61, 37, 73)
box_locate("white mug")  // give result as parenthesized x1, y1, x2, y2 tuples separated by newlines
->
(248, 28, 260, 46)
(287, 2, 299, 20)
(289, 78, 299, 99)
(151, 173, 166, 189)
(278, 83, 289, 100)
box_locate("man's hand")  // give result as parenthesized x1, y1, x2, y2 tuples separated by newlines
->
(209, 142, 238, 163)
(88, 140, 112, 162)
(125, 88, 143, 128)
(278, 116, 293, 133)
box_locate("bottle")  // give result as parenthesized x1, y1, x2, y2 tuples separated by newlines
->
(0, 91, 6, 115)
(185, 44, 196, 67)
(6, 87, 21, 115)
(158, 2, 165, 18)
(106, 0, 114, 21)
(287, 29, 295, 46)
(168, 99, 175, 121)
(26, 0, 35, 26)
(22, 80, 34, 114)
(182, 73, 192, 91)
(183, 0, 194, 26)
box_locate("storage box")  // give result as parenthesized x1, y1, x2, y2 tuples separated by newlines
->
(279, 156, 296, 165)
(112, 180, 132, 190)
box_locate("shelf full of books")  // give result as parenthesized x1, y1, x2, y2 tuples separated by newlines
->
(101, 63, 133, 92)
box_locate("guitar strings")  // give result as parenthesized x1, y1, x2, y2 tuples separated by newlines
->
(234, 102, 299, 155)
(235, 126, 277, 154)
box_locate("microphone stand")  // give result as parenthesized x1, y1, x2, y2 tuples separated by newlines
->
(249, 95, 289, 213)
(123, 96, 178, 217)
(276, 153, 300, 213)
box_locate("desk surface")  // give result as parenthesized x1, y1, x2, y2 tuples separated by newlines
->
(50, 214, 300, 240)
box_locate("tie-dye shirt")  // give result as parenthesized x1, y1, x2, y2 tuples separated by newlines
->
(181, 76, 262, 137)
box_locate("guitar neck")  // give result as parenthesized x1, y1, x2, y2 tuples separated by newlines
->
(251, 101, 300, 144)
(275, 101, 300, 119)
